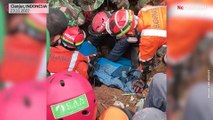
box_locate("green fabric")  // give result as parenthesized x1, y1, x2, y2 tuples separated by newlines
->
(46, 30, 50, 77)
(94, 0, 105, 10)
(64, 2, 85, 26)
(0, 2, 6, 62)
(46, 30, 50, 61)
(78, 0, 104, 11)
(138, 0, 151, 7)
(49, 0, 85, 26)
(47, 0, 69, 7)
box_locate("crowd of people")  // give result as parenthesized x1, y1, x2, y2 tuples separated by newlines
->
(46, 0, 167, 119)
(1, 0, 213, 120)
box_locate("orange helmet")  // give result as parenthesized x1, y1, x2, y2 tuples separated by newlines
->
(99, 106, 133, 120)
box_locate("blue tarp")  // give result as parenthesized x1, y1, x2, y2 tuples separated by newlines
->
(78, 41, 97, 56)
(78, 41, 139, 92)
(94, 58, 140, 92)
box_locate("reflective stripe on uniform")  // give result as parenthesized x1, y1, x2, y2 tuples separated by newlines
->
(106, 19, 112, 34)
(141, 29, 167, 37)
(169, 3, 213, 20)
(141, 6, 166, 12)
(68, 51, 79, 71)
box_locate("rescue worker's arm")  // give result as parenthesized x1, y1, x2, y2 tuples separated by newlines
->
(107, 38, 130, 61)
(75, 62, 89, 79)
(75, 53, 89, 79)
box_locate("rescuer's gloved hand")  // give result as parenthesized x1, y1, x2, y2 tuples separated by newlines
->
(132, 79, 148, 93)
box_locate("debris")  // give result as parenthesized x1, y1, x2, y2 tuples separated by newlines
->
(136, 99, 145, 111)
(113, 100, 125, 109)
(101, 103, 107, 109)
(121, 93, 136, 96)
(130, 96, 137, 106)
(126, 104, 129, 108)
(112, 96, 118, 101)
(130, 96, 135, 102)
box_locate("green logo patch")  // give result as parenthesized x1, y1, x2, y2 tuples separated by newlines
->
(51, 94, 89, 119)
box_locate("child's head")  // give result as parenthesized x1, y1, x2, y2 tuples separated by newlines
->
(47, 8, 68, 45)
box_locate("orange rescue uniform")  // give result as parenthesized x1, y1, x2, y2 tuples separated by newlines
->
(47, 46, 89, 79)
(137, 6, 167, 62)
(167, 0, 213, 64)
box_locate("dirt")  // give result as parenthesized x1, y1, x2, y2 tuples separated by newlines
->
(93, 58, 166, 118)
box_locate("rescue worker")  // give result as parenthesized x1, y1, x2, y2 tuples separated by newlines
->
(136, 5, 167, 86)
(47, 26, 90, 79)
(105, 9, 140, 69)
(88, 11, 116, 56)
(77, 0, 130, 22)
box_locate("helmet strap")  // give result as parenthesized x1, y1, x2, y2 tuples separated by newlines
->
(61, 40, 76, 50)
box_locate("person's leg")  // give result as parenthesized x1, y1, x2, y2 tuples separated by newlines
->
(144, 73, 167, 112)
(133, 107, 166, 120)
(132, 39, 158, 93)
(183, 83, 213, 120)
(139, 38, 156, 62)
(139, 38, 158, 80)
(107, 38, 130, 62)
(157, 38, 167, 57)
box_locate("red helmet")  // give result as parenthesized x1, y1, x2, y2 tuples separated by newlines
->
(0, 81, 47, 120)
(61, 26, 86, 47)
(106, 9, 135, 39)
(91, 11, 111, 33)
(47, 72, 97, 120)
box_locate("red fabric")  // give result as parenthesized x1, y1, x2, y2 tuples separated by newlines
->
(0, 33, 45, 82)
